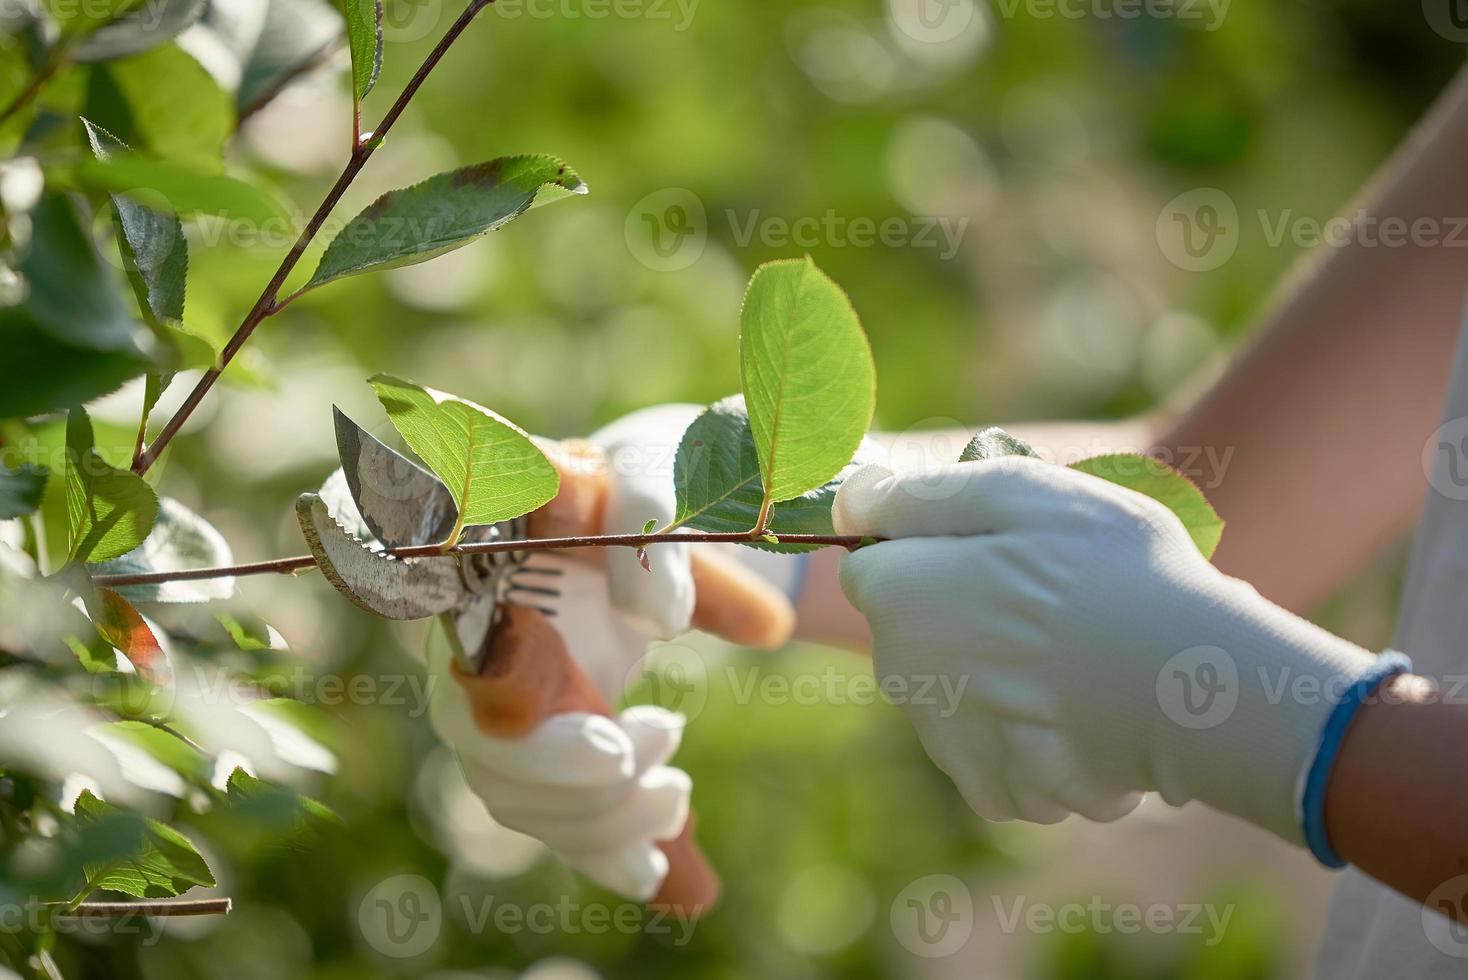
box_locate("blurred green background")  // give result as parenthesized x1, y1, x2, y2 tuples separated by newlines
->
(4, 0, 1460, 975)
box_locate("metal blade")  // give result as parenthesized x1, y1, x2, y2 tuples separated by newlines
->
(334, 406, 458, 549)
(296, 493, 465, 621)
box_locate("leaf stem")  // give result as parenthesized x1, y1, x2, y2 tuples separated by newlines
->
(753, 491, 774, 536)
(90, 530, 873, 588)
(133, 0, 498, 476)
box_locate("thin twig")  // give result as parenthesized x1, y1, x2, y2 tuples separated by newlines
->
(94, 555, 320, 587)
(90, 531, 869, 588)
(129, 717, 209, 756)
(134, 0, 498, 475)
(53, 899, 232, 919)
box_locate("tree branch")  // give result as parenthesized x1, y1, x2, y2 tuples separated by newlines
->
(90, 531, 869, 589)
(134, 0, 498, 475)
(53, 899, 232, 918)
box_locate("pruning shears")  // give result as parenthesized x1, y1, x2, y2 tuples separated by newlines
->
(296, 407, 562, 676)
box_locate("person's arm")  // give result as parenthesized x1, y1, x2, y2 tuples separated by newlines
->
(1327, 675, 1468, 915)
(800, 64, 1468, 643)
(1158, 65, 1468, 612)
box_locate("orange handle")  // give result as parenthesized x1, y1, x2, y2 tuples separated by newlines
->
(453, 605, 721, 914)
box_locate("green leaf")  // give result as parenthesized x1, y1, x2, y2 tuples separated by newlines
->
(672, 396, 866, 552)
(90, 496, 235, 604)
(0, 319, 152, 418)
(12, 194, 145, 353)
(74, 0, 207, 61)
(0, 463, 47, 520)
(225, 767, 340, 829)
(73, 790, 214, 899)
(343, 0, 383, 103)
(959, 426, 1039, 462)
(739, 257, 876, 506)
(1069, 454, 1225, 559)
(216, 613, 282, 652)
(64, 407, 159, 565)
(68, 154, 287, 227)
(97, 43, 234, 167)
(307, 156, 587, 291)
(370, 375, 559, 546)
(80, 119, 188, 330)
(45, 0, 146, 35)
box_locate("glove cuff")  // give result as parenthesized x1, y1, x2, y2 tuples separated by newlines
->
(1294, 649, 1412, 868)
(1141, 575, 1384, 848)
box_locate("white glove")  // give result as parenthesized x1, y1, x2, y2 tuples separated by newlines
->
(428, 405, 700, 901)
(580, 403, 703, 654)
(427, 635, 690, 900)
(833, 457, 1384, 846)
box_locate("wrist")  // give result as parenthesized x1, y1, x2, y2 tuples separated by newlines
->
(1295, 650, 1413, 866)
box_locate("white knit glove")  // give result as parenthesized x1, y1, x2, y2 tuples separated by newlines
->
(427, 637, 690, 901)
(833, 457, 1382, 845)
(425, 406, 701, 900)
(428, 404, 781, 902)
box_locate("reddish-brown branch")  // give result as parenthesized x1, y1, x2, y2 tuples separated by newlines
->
(90, 532, 870, 588)
(134, 0, 497, 475)
(56, 899, 232, 919)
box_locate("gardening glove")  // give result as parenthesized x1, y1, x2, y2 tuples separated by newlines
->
(428, 624, 692, 901)
(430, 405, 795, 902)
(833, 456, 1388, 848)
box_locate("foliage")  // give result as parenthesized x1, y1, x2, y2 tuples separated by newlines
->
(1071, 454, 1226, 559)
(739, 257, 876, 511)
(342, 0, 383, 107)
(956, 426, 1223, 558)
(307, 156, 586, 291)
(0, 463, 47, 520)
(63, 407, 157, 564)
(72, 790, 214, 900)
(960, 426, 1041, 462)
(671, 396, 858, 551)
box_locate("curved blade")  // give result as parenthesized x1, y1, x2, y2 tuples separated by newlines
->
(296, 493, 465, 621)
(334, 406, 457, 549)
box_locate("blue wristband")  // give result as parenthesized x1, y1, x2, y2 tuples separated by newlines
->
(1299, 650, 1413, 869)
